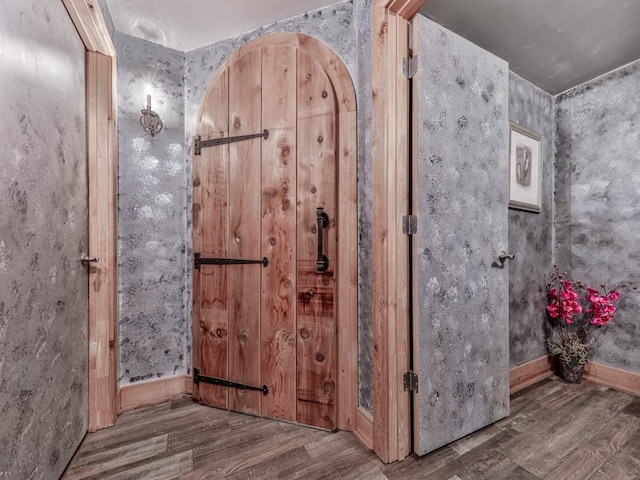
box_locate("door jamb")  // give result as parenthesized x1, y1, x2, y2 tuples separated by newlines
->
(62, 0, 118, 432)
(192, 33, 359, 432)
(372, 0, 428, 464)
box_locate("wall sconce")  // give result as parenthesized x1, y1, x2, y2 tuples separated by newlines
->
(140, 88, 163, 137)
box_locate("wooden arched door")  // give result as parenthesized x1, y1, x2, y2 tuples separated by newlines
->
(192, 34, 356, 431)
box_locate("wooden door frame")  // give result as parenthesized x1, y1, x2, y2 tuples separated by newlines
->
(192, 32, 359, 431)
(62, 0, 118, 432)
(372, 0, 428, 463)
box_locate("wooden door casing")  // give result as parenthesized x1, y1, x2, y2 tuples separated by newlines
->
(193, 34, 356, 431)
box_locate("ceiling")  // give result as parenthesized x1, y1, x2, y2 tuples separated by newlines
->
(420, 0, 640, 94)
(105, 0, 640, 95)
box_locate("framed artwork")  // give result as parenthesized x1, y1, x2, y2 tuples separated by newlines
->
(508, 122, 542, 212)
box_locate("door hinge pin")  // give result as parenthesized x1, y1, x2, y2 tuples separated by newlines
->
(403, 55, 418, 79)
(402, 215, 418, 235)
(404, 370, 419, 393)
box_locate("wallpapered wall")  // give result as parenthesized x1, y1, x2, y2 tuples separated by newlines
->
(508, 73, 556, 367)
(116, 33, 188, 384)
(555, 60, 640, 372)
(0, 0, 88, 477)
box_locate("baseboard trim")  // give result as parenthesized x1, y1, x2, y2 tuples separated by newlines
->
(509, 356, 555, 394)
(353, 406, 373, 450)
(584, 362, 640, 397)
(118, 375, 191, 413)
(509, 355, 640, 397)
(185, 375, 193, 396)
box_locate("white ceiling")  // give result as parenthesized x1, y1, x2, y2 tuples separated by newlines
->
(104, 0, 338, 52)
(105, 0, 640, 95)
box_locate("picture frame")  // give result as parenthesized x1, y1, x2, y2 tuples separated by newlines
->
(508, 122, 542, 213)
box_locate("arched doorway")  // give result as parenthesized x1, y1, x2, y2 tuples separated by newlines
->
(192, 33, 357, 430)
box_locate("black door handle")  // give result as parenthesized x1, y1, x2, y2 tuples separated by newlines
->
(316, 207, 329, 273)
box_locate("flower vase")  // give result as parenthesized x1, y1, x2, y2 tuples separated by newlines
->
(556, 358, 585, 383)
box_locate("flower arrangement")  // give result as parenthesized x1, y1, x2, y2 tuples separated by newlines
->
(545, 265, 634, 382)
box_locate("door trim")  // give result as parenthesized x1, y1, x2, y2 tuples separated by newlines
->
(372, 0, 428, 463)
(63, 0, 118, 432)
(193, 33, 358, 431)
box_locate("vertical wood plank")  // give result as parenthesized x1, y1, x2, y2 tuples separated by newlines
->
(87, 51, 117, 432)
(196, 69, 230, 408)
(372, 3, 392, 461)
(260, 46, 298, 422)
(227, 51, 263, 414)
(61, 0, 115, 56)
(296, 50, 338, 430)
(394, 18, 411, 459)
(336, 109, 358, 432)
(372, 5, 412, 462)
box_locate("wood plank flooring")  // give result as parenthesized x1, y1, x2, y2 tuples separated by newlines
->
(62, 377, 640, 479)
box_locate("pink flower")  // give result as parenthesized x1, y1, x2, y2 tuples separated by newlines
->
(609, 291, 620, 301)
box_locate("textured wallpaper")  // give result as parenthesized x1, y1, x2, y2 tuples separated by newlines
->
(508, 73, 556, 366)
(116, 33, 188, 384)
(0, 0, 88, 477)
(556, 60, 640, 373)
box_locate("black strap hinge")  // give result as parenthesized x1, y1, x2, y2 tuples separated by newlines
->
(194, 253, 268, 270)
(194, 129, 269, 155)
(193, 368, 268, 395)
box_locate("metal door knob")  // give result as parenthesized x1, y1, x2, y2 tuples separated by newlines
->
(498, 251, 514, 264)
(80, 253, 99, 263)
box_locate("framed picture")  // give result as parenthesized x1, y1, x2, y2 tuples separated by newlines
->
(508, 122, 542, 212)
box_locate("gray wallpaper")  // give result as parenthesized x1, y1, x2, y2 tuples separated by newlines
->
(116, 33, 188, 384)
(354, 0, 374, 414)
(555, 59, 640, 373)
(183, 0, 376, 410)
(0, 0, 88, 477)
(508, 73, 555, 366)
(414, 16, 509, 455)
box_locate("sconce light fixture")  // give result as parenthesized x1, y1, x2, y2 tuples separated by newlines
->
(140, 88, 163, 137)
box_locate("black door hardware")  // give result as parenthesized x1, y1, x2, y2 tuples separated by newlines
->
(194, 130, 269, 155)
(193, 368, 268, 395)
(194, 253, 268, 270)
(316, 207, 329, 273)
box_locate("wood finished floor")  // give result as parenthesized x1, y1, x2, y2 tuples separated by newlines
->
(62, 378, 640, 479)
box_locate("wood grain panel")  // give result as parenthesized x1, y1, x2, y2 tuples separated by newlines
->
(260, 45, 298, 422)
(87, 51, 117, 432)
(196, 66, 230, 408)
(336, 110, 358, 431)
(62, 0, 115, 56)
(227, 50, 263, 415)
(372, 5, 412, 462)
(296, 50, 337, 429)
